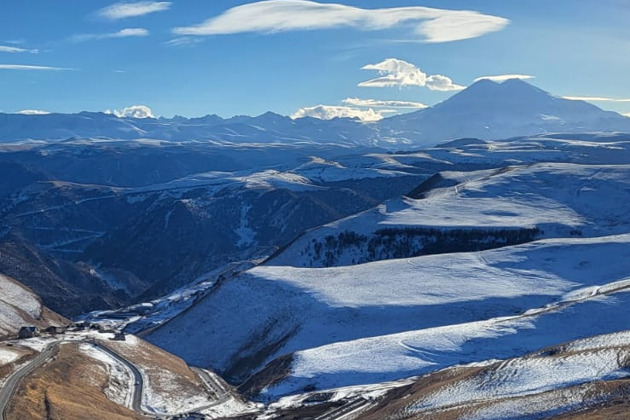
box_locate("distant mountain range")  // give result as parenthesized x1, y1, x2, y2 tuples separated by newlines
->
(2, 79, 629, 147)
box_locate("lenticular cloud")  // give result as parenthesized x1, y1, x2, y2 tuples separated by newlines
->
(173, 0, 509, 44)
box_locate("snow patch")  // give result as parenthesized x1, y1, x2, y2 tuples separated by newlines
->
(0, 347, 20, 365)
(235, 204, 256, 248)
(78, 343, 134, 407)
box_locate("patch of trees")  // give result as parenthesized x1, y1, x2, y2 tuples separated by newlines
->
(305, 226, 541, 267)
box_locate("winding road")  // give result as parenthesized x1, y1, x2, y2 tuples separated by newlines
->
(93, 343, 234, 417)
(191, 367, 228, 398)
(190, 367, 234, 410)
(0, 338, 239, 419)
(90, 343, 147, 414)
(0, 342, 59, 420)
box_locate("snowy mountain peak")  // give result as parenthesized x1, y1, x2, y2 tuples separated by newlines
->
(436, 77, 560, 111)
(480, 77, 549, 97)
(382, 78, 630, 145)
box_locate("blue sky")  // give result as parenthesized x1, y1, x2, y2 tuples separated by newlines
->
(1, 0, 629, 119)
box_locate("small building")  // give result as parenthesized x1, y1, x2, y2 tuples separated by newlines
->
(44, 326, 59, 334)
(170, 413, 205, 420)
(72, 321, 88, 331)
(112, 331, 126, 341)
(18, 326, 39, 339)
(44, 325, 65, 335)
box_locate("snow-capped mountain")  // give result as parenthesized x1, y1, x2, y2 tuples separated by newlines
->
(0, 110, 379, 145)
(382, 78, 630, 145)
(1, 80, 629, 147)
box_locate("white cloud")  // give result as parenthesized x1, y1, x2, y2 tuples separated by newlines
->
(72, 28, 150, 42)
(107, 105, 155, 118)
(360, 59, 427, 87)
(426, 74, 464, 91)
(474, 74, 535, 83)
(110, 28, 150, 38)
(0, 64, 71, 71)
(359, 58, 464, 91)
(98, 1, 172, 20)
(0, 45, 38, 53)
(342, 97, 428, 109)
(291, 105, 394, 122)
(173, 0, 509, 43)
(17, 109, 50, 115)
(415, 10, 509, 43)
(164, 37, 203, 47)
(563, 96, 630, 103)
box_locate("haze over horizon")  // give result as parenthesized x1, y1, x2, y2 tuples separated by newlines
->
(1, 0, 630, 120)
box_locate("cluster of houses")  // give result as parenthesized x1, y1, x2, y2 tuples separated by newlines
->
(17, 322, 126, 341)
(17, 325, 64, 339)
(169, 413, 205, 420)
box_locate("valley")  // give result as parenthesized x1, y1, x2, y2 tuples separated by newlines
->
(1, 79, 630, 419)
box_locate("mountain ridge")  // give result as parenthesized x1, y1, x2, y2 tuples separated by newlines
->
(2, 79, 629, 147)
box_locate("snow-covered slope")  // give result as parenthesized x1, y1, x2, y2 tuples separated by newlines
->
(146, 233, 630, 395)
(407, 330, 630, 419)
(358, 328, 630, 420)
(0, 273, 66, 337)
(262, 237, 630, 398)
(289, 156, 407, 183)
(143, 144, 630, 403)
(6, 129, 630, 415)
(364, 133, 630, 172)
(268, 163, 630, 267)
(0, 140, 423, 316)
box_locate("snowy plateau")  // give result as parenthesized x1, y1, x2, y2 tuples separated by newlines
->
(1, 79, 630, 419)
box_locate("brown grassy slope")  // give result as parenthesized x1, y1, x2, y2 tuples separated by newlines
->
(103, 334, 216, 407)
(0, 343, 35, 382)
(358, 365, 487, 420)
(554, 403, 630, 420)
(359, 345, 630, 420)
(6, 342, 144, 420)
(551, 381, 630, 420)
